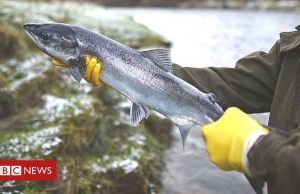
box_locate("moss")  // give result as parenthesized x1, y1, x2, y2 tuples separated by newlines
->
(0, 71, 8, 88)
(0, 73, 173, 193)
(0, 19, 28, 61)
(144, 114, 173, 146)
(16, 68, 78, 109)
(0, 86, 172, 193)
(0, 91, 17, 118)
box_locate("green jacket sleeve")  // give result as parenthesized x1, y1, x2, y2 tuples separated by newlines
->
(173, 40, 282, 113)
(248, 131, 300, 194)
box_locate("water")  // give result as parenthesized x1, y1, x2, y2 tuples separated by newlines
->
(110, 8, 300, 194)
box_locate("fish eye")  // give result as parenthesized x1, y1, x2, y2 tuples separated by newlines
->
(41, 31, 48, 40)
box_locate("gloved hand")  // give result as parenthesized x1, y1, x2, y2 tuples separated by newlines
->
(52, 56, 104, 88)
(201, 107, 269, 176)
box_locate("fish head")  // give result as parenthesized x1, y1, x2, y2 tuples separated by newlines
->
(23, 23, 79, 65)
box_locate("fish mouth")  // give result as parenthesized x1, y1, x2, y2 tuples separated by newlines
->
(23, 24, 45, 48)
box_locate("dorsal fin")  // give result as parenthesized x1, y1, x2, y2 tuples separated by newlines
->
(141, 49, 173, 73)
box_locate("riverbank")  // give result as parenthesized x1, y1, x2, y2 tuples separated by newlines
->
(98, 0, 300, 10)
(179, 1, 300, 10)
(0, 1, 172, 193)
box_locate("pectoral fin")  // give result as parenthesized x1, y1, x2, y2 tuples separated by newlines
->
(69, 56, 86, 82)
(69, 66, 83, 82)
(130, 102, 150, 126)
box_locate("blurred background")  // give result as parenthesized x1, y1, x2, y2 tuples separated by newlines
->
(1, 0, 300, 194)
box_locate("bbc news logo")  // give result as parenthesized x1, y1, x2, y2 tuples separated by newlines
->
(0, 166, 22, 176)
(0, 160, 56, 180)
(0, 166, 52, 176)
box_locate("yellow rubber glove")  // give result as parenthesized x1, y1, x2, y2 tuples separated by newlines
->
(202, 107, 269, 176)
(52, 56, 104, 88)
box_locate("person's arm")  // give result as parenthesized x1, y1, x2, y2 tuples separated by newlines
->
(248, 131, 300, 193)
(202, 107, 300, 194)
(173, 40, 282, 113)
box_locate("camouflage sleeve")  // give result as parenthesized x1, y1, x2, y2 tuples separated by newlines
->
(173, 40, 282, 113)
(247, 131, 300, 193)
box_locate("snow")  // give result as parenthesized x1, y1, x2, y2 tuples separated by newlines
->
(0, 126, 62, 159)
(130, 147, 141, 159)
(37, 94, 94, 122)
(38, 95, 79, 122)
(91, 162, 108, 174)
(91, 155, 140, 174)
(7, 55, 49, 91)
(111, 159, 139, 174)
(128, 134, 146, 146)
(62, 166, 68, 180)
(3, 181, 15, 187)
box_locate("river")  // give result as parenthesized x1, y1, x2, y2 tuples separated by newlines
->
(110, 8, 300, 194)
